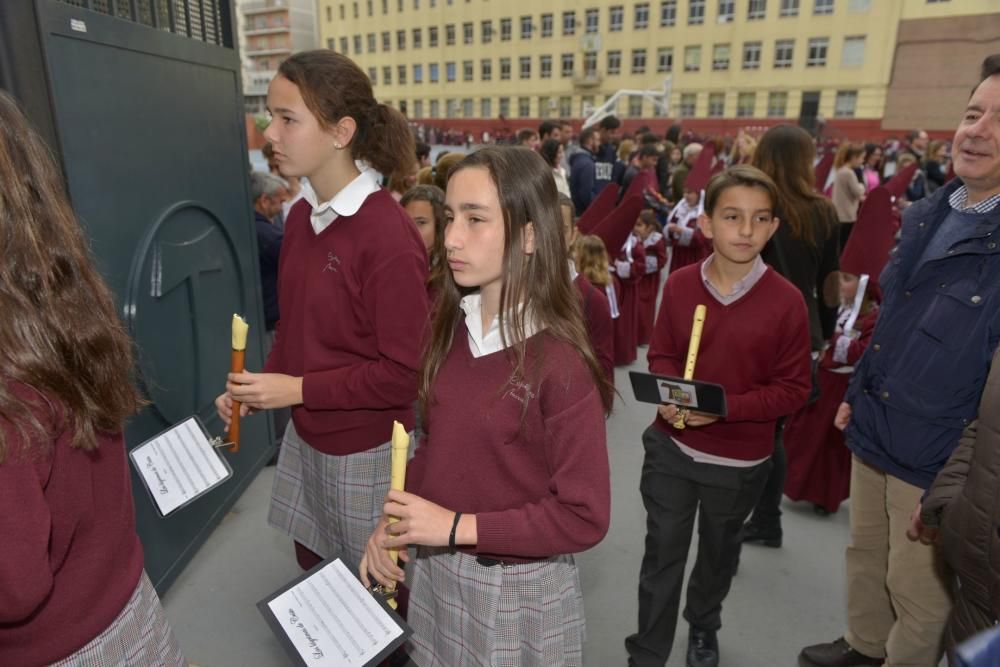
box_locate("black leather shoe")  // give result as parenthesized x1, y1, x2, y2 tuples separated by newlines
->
(687, 627, 719, 667)
(740, 521, 782, 548)
(799, 637, 883, 666)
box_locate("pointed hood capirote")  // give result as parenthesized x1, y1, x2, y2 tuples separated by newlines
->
(684, 142, 716, 193)
(840, 186, 897, 296)
(577, 182, 620, 234)
(814, 152, 835, 192)
(591, 195, 647, 253)
(884, 162, 919, 200)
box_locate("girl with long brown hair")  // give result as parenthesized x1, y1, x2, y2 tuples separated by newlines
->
(360, 147, 612, 666)
(216, 50, 430, 574)
(832, 141, 867, 247)
(400, 184, 448, 294)
(742, 123, 840, 546)
(0, 90, 184, 665)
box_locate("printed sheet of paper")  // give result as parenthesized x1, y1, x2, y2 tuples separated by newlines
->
(658, 379, 700, 408)
(260, 559, 410, 667)
(129, 416, 231, 516)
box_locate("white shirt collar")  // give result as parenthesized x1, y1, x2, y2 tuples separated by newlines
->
(643, 231, 663, 247)
(699, 254, 768, 305)
(459, 292, 538, 358)
(304, 165, 381, 234)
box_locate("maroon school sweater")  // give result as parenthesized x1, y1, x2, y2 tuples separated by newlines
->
(406, 324, 611, 561)
(265, 190, 430, 454)
(574, 274, 615, 386)
(0, 385, 144, 667)
(648, 262, 812, 460)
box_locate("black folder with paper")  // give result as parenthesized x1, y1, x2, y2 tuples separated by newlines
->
(258, 558, 413, 667)
(629, 371, 728, 418)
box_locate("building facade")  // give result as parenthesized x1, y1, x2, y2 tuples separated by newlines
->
(316, 0, 999, 137)
(240, 0, 318, 112)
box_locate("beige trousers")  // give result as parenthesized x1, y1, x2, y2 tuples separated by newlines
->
(844, 455, 952, 667)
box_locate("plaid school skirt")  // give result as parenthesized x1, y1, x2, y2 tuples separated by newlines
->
(51, 570, 185, 666)
(267, 421, 392, 576)
(407, 548, 586, 667)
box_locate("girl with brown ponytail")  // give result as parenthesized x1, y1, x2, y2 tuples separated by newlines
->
(216, 50, 431, 574)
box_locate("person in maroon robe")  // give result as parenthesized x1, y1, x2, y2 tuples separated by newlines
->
(590, 195, 648, 366)
(783, 187, 897, 516)
(665, 142, 716, 275)
(633, 210, 667, 346)
(783, 275, 878, 514)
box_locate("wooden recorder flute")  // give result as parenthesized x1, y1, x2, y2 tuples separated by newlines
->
(385, 420, 409, 609)
(229, 314, 249, 453)
(674, 304, 707, 430)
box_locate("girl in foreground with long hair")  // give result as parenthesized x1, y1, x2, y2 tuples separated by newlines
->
(0, 90, 184, 666)
(360, 147, 613, 666)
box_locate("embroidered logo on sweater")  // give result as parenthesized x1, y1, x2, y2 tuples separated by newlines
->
(503, 373, 536, 405)
(323, 252, 341, 273)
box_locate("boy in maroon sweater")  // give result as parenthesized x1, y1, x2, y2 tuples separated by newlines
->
(626, 166, 812, 667)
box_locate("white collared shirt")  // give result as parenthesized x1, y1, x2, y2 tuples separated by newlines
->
(699, 254, 768, 306)
(459, 292, 538, 358)
(303, 165, 382, 235)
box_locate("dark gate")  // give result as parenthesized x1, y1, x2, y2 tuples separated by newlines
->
(0, 0, 275, 594)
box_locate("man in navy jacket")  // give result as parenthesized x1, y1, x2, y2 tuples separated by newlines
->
(570, 127, 600, 215)
(801, 56, 1000, 667)
(595, 115, 623, 191)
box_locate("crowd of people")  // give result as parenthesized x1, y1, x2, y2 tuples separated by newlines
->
(3, 46, 1000, 667)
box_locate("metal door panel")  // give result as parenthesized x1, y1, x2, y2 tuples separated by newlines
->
(18, 0, 274, 593)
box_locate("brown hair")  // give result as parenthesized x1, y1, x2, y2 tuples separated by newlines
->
(400, 184, 448, 289)
(752, 124, 836, 245)
(419, 147, 614, 418)
(278, 50, 415, 179)
(416, 165, 434, 185)
(618, 139, 636, 163)
(926, 140, 947, 163)
(387, 169, 412, 196)
(833, 141, 865, 169)
(897, 153, 918, 169)
(0, 91, 142, 462)
(432, 152, 466, 192)
(575, 235, 612, 287)
(704, 165, 779, 216)
(637, 209, 663, 234)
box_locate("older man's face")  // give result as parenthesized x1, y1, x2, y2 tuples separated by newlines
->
(953, 75, 1000, 197)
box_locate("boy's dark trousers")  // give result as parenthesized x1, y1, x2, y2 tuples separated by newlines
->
(625, 426, 772, 667)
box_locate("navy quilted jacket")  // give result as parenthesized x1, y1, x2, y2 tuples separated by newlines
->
(845, 178, 1000, 489)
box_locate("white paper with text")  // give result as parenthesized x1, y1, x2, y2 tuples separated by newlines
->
(129, 417, 231, 516)
(266, 559, 405, 667)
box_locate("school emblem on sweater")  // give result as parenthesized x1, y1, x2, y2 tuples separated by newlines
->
(504, 373, 536, 405)
(323, 252, 341, 273)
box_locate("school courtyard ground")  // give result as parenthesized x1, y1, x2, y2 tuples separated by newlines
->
(160, 353, 872, 667)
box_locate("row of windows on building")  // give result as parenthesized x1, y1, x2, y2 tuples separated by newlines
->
(334, 22, 867, 69)
(327, 0, 869, 32)
(346, 35, 864, 86)
(388, 89, 859, 119)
